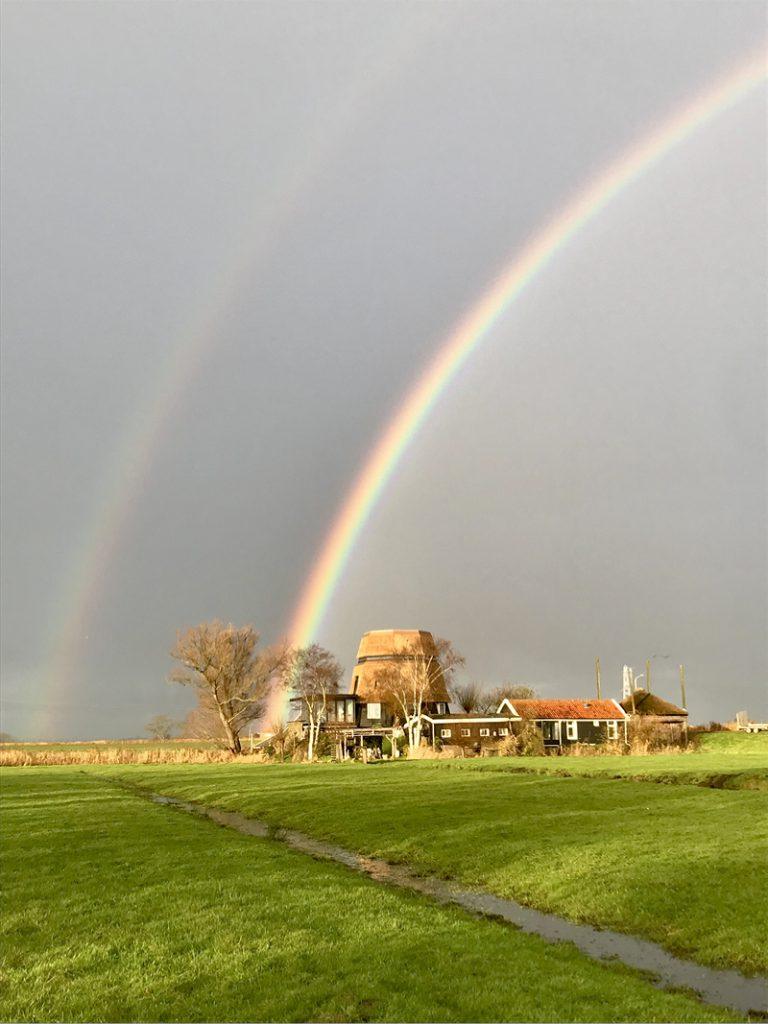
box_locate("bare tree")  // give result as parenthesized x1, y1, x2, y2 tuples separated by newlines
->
(376, 637, 464, 750)
(498, 683, 537, 701)
(433, 637, 466, 686)
(145, 714, 177, 740)
(283, 644, 343, 761)
(181, 697, 226, 744)
(382, 653, 446, 749)
(477, 683, 537, 713)
(169, 621, 288, 754)
(452, 682, 482, 713)
(267, 719, 290, 761)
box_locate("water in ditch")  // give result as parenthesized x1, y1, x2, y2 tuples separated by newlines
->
(149, 793, 767, 1017)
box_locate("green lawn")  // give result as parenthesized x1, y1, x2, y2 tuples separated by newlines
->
(103, 760, 768, 976)
(0, 770, 738, 1024)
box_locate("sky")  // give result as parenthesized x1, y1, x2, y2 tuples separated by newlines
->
(1, 1, 765, 740)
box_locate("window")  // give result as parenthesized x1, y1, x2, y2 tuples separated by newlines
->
(566, 720, 578, 741)
(499, 728, 509, 737)
(607, 721, 618, 740)
(441, 728, 452, 738)
(461, 728, 471, 737)
(366, 702, 381, 720)
(346, 700, 355, 723)
(593, 720, 600, 727)
(479, 728, 490, 737)
(436, 702, 447, 714)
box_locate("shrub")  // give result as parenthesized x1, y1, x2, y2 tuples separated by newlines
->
(627, 718, 684, 754)
(516, 723, 545, 756)
(498, 723, 545, 757)
(497, 735, 519, 757)
(314, 733, 334, 759)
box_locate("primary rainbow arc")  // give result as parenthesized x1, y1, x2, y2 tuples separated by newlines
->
(273, 51, 766, 722)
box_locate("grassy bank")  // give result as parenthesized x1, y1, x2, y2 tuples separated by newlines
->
(439, 732, 768, 790)
(0, 769, 738, 1023)
(103, 760, 768, 976)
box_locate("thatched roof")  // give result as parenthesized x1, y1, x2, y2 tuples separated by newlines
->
(620, 689, 687, 717)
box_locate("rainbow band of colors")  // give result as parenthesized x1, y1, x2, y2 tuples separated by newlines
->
(273, 50, 766, 722)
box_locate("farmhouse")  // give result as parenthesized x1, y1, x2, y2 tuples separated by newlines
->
(290, 629, 629, 756)
(498, 698, 628, 748)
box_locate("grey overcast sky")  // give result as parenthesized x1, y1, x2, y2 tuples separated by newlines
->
(1, 1, 765, 739)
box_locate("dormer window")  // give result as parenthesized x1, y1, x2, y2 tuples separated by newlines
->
(436, 702, 447, 714)
(366, 702, 381, 720)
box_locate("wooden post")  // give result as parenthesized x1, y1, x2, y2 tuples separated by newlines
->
(646, 659, 651, 694)
(595, 657, 602, 699)
(679, 664, 688, 743)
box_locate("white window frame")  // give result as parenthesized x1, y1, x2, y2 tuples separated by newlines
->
(566, 720, 578, 741)
(479, 728, 490, 737)
(461, 728, 471, 737)
(440, 728, 452, 738)
(606, 720, 618, 740)
(366, 702, 381, 720)
(499, 728, 509, 737)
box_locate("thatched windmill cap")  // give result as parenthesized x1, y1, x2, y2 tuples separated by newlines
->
(350, 629, 449, 701)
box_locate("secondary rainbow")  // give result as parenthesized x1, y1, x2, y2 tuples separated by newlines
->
(275, 51, 766, 721)
(25, 20, 432, 739)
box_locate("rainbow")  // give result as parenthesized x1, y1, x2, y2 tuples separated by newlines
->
(274, 50, 766, 722)
(26, 16, 445, 740)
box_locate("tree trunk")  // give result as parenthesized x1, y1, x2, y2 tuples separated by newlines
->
(214, 699, 241, 754)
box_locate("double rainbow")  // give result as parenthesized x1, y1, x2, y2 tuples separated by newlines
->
(273, 51, 766, 721)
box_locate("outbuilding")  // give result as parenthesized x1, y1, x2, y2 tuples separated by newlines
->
(619, 689, 688, 737)
(420, 712, 518, 752)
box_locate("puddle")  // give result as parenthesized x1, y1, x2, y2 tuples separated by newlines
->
(150, 793, 767, 1016)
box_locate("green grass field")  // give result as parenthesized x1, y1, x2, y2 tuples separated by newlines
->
(439, 732, 768, 789)
(1, 769, 741, 1024)
(103, 755, 768, 977)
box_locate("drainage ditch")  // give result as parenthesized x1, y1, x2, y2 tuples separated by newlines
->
(148, 791, 766, 1017)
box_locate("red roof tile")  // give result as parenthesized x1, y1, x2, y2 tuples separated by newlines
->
(506, 699, 626, 721)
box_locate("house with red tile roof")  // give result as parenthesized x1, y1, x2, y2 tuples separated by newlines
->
(420, 698, 628, 752)
(497, 697, 628, 748)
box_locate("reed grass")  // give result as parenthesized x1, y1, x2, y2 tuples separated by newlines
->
(0, 746, 268, 766)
